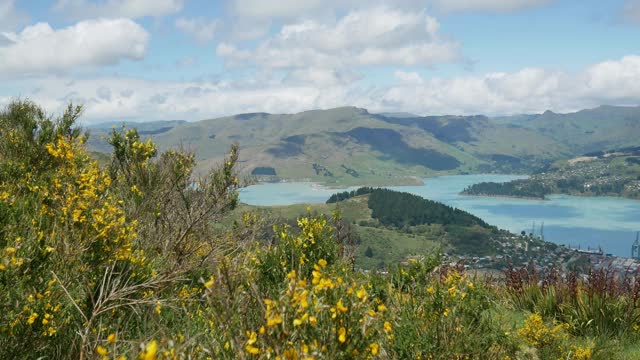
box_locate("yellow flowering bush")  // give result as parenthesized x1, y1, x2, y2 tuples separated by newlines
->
(243, 259, 392, 358)
(516, 313, 597, 359)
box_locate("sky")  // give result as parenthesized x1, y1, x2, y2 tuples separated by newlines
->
(1, 0, 640, 123)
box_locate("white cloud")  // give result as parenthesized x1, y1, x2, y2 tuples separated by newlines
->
(4, 55, 640, 123)
(175, 17, 219, 43)
(218, 7, 460, 69)
(283, 68, 362, 87)
(583, 55, 640, 100)
(382, 56, 640, 115)
(230, 0, 328, 19)
(54, 0, 184, 19)
(227, 0, 553, 19)
(0, 19, 148, 77)
(0, 0, 28, 32)
(431, 0, 553, 13)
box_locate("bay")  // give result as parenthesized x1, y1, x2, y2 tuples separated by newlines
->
(239, 175, 640, 257)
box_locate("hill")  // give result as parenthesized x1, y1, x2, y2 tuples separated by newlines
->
(86, 105, 640, 186)
(514, 106, 640, 154)
(462, 148, 640, 199)
(241, 188, 579, 270)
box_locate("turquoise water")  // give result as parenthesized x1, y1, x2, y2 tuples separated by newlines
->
(239, 175, 640, 257)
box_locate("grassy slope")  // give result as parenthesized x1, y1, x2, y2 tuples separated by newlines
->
(237, 196, 446, 269)
(513, 105, 640, 153)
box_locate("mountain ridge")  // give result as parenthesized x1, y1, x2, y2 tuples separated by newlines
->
(86, 104, 640, 186)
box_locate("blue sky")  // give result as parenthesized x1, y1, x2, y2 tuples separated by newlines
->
(1, 0, 640, 122)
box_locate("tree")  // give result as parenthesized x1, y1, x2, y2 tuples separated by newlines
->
(364, 246, 374, 258)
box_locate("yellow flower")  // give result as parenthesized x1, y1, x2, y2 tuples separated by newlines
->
(245, 344, 260, 355)
(426, 286, 435, 294)
(318, 259, 327, 268)
(384, 321, 392, 333)
(309, 316, 317, 327)
(266, 313, 283, 327)
(369, 343, 379, 355)
(336, 299, 348, 313)
(96, 345, 108, 356)
(204, 275, 215, 289)
(141, 340, 157, 360)
(377, 304, 387, 312)
(246, 331, 259, 355)
(356, 286, 367, 301)
(286, 270, 297, 280)
(338, 327, 347, 343)
(27, 312, 39, 325)
(107, 333, 117, 344)
(246, 331, 258, 345)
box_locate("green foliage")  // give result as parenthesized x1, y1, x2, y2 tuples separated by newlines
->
(463, 179, 549, 199)
(368, 188, 489, 228)
(326, 187, 375, 203)
(505, 266, 640, 339)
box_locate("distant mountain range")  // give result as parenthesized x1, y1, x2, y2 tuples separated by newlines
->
(86, 105, 640, 186)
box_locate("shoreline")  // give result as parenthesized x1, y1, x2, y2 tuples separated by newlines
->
(459, 193, 547, 201)
(250, 173, 529, 189)
(460, 191, 640, 202)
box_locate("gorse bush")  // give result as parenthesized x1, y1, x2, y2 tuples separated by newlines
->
(1, 99, 640, 359)
(0, 100, 240, 358)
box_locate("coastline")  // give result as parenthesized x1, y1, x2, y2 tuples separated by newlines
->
(460, 191, 640, 202)
(459, 192, 547, 201)
(249, 173, 529, 189)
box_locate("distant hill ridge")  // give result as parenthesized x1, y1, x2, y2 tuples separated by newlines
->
(87, 105, 640, 186)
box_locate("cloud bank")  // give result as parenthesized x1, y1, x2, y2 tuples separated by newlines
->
(0, 19, 148, 76)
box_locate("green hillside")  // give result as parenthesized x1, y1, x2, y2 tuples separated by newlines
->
(463, 147, 640, 199)
(502, 105, 640, 154)
(86, 105, 640, 186)
(240, 189, 573, 270)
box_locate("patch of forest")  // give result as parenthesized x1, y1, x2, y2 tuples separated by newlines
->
(326, 187, 375, 203)
(462, 179, 549, 199)
(367, 189, 490, 228)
